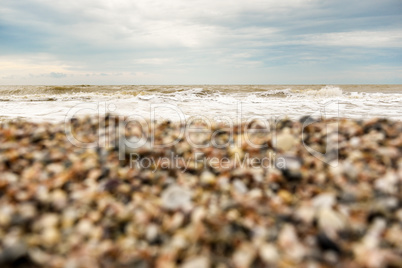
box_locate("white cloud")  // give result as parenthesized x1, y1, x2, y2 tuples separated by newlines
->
(0, 54, 72, 75)
(301, 30, 402, 48)
(134, 58, 172, 65)
(0, 0, 305, 50)
(1, 0, 402, 84)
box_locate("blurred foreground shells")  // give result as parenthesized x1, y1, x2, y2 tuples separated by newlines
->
(0, 115, 401, 267)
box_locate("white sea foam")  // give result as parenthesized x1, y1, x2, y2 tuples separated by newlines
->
(0, 85, 401, 122)
(302, 86, 343, 98)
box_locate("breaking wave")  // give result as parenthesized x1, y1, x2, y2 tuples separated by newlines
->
(303, 86, 344, 98)
(0, 85, 401, 122)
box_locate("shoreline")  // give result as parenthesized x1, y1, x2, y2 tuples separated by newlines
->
(0, 115, 401, 267)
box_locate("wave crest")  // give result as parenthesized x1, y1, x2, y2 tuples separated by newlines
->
(304, 86, 344, 98)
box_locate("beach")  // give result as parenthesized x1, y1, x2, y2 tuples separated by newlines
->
(2, 0, 402, 265)
(0, 112, 401, 267)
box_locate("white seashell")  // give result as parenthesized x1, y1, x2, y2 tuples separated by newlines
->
(233, 179, 248, 194)
(349, 137, 361, 148)
(161, 185, 192, 211)
(278, 224, 305, 261)
(76, 219, 93, 235)
(317, 208, 347, 233)
(295, 204, 316, 224)
(181, 256, 209, 268)
(41, 228, 60, 246)
(259, 243, 279, 264)
(274, 128, 296, 152)
(200, 171, 215, 185)
(40, 213, 59, 229)
(375, 171, 398, 194)
(312, 193, 336, 209)
(233, 242, 256, 268)
(146, 224, 159, 242)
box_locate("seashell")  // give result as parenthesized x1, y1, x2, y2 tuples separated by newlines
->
(374, 171, 398, 194)
(145, 223, 159, 243)
(228, 146, 244, 159)
(200, 171, 216, 185)
(317, 207, 347, 233)
(1, 172, 18, 183)
(349, 137, 361, 148)
(191, 207, 205, 223)
(181, 256, 210, 268)
(278, 224, 306, 262)
(274, 128, 297, 152)
(363, 218, 386, 249)
(41, 228, 60, 247)
(171, 233, 188, 250)
(76, 219, 93, 236)
(312, 193, 336, 209)
(39, 213, 59, 229)
(342, 160, 358, 180)
(233, 242, 256, 268)
(217, 176, 230, 191)
(50, 189, 68, 209)
(161, 185, 192, 211)
(28, 248, 51, 265)
(295, 204, 315, 224)
(0, 204, 14, 227)
(259, 243, 279, 265)
(385, 224, 402, 248)
(46, 163, 65, 175)
(0, 232, 27, 263)
(61, 208, 78, 229)
(247, 188, 262, 200)
(278, 224, 299, 249)
(18, 203, 36, 220)
(396, 209, 402, 223)
(233, 179, 248, 194)
(278, 189, 292, 204)
(0, 115, 401, 267)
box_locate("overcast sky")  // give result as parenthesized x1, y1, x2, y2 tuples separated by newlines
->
(1, 0, 401, 85)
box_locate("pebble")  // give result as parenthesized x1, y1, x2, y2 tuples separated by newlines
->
(275, 155, 302, 181)
(316, 232, 341, 253)
(0, 116, 400, 267)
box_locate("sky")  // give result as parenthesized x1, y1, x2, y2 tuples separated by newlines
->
(1, 0, 402, 85)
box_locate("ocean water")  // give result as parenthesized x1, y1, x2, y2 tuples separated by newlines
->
(0, 85, 401, 122)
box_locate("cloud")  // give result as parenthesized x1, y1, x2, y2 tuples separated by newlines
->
(0, 0, 402, 84)
(135, 58, 172, 65)
(0, 54, 72, 74)
(49, 72, 67, 78)
(300, 30, 402, 48)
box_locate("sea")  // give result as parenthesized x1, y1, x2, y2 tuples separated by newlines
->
(0, 85, 401, 123)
